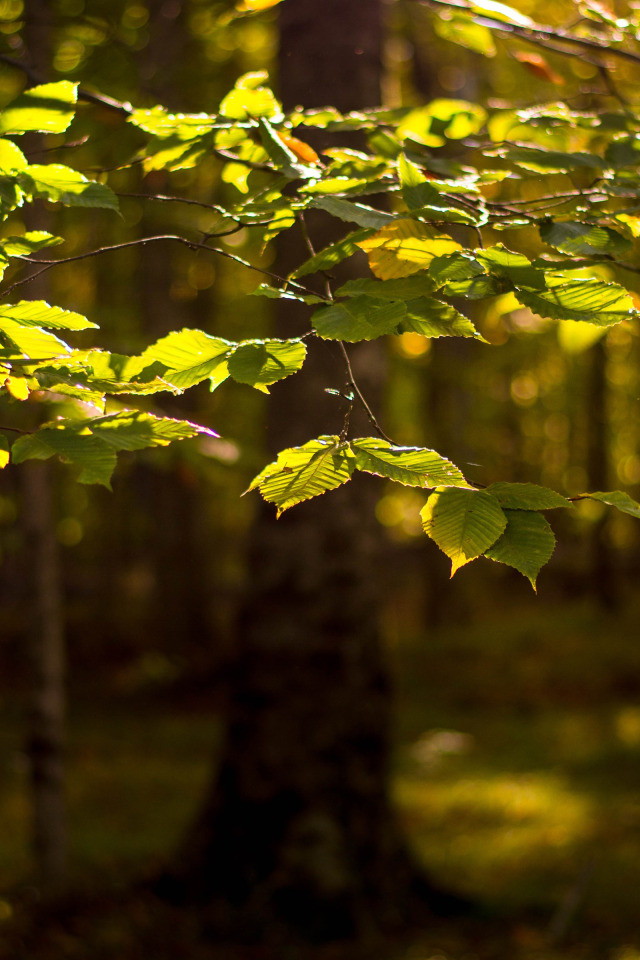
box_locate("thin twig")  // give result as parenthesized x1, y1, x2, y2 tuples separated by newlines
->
(338, 342, 393, 443)
(1, 236, 320, 300)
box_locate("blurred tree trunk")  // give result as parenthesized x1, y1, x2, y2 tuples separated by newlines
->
(586, 340, 616, 609)
(21, 0, 67, 892)
(159, 0, 463, 942)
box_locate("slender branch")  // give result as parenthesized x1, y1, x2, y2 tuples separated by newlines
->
(338, 342, 393, 443)
(1, 236, 320, 300)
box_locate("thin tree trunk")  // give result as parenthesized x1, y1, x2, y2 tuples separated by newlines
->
(159, 1, 466, 942)
(20, 0, 67, 892)
(22, 462, 67, 891)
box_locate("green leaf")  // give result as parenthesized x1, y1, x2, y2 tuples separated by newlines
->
(85, 410, 217, 451)
(485, 482, 572, 510)
(227, 338, 306, 391)
(137, 329, 233, 390)
(0, 301, 96, 330)
(485, 509, 556, 589)
(0, 319, 71, 359)
(0, 138, 27, 173)
(20, 164, 119, 210)
(400, 298, 485, 340)
(351, 438, 467, 487)
(248, 436, 356, 515)
(0, 232, 63, 256)
(429, 252, 485, 284)
(312, 297, 406, 341)
(398, 155, 482, 223)
(310, 195, 394, 230)
(335, 274, 436, 299)
(257, 117, 316, 178)
(586, 490, 640, 518)
(420, 486, 507, 575)
(219, 80, 282, 121)
(129, 105, 220, 138)
(11, 424, 117, 487)
(291, 228, 374, 278)
(540, 221, 632, 257)
(357, 220, 462, 279)
(498, 144, 604, 173)
(476, 244, 545, 289)
(0, 81, 77, 135)
(514, 278, 637, 326)
(434, 13, 497, 55)
(250, 283, 325, 305)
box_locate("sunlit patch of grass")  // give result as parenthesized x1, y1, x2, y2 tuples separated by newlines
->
(395, 766, 594, 909)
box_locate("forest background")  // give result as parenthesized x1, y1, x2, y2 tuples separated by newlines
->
(2, 0, 640, 958)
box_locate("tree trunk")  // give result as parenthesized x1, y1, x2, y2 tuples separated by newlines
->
(20, 0, 68, 893)
(159, 0, 465, 943)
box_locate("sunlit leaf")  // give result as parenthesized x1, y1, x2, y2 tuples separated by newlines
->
(400, 298, 485, 340)
(420, 487, 507, 575)
(485, 509, 556, 588)
(21, 164, 119, 210)
(11, 424, 117, 487)
(357, 220, 462, 279)
(3, 375, 29, 400)
(434, 14, 496, 56)
(587, 490, 640, 517)
(0, 232, 64, 256)
(0, 81, 77, 135)
(540, 221, 631, 257)
(310, 195, 394, 229)
(291, 228, 374, 278)
(248, 436, 356, 515)
(0, 434, 9, 468)
(137, 329, 233, 390)
(227, 338, 306, 391)
(351, 438, 467, 487)
(515, 277, 637, 326)
(0, 301, 96, 330)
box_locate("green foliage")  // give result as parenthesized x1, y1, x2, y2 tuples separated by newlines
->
(5, 12, 640, 589)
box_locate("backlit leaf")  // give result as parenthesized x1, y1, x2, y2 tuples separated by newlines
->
(587, 490, 640, 517)
(357, 220, 462, 279)
(351, 438, 467, 487)
(291, 228, 374, 278)
(0, 301, 96, 330)
(485, 509, 556, 588)
(312, 297, 406, 341)
(227, 338, 306, 391)
(0, 81, 77, 135)
(137, 329, 232, 390)
(21, 164, 119, 210)
(420, 487, 507, 575)
(310, 195, 394, 229)
(515, 278, 637, 326)
(248, 436, 356, 515)
(400, 298, 485, 340)
(540, 221, 631, 257)
(0, 434, 8, 468)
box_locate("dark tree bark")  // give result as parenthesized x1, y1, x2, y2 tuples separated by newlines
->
(159, 0, 465, 944)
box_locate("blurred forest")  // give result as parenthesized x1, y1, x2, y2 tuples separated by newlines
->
(2, 0, 640, 958)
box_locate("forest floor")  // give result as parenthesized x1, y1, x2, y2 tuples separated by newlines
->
(2, 594, 640, 959)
